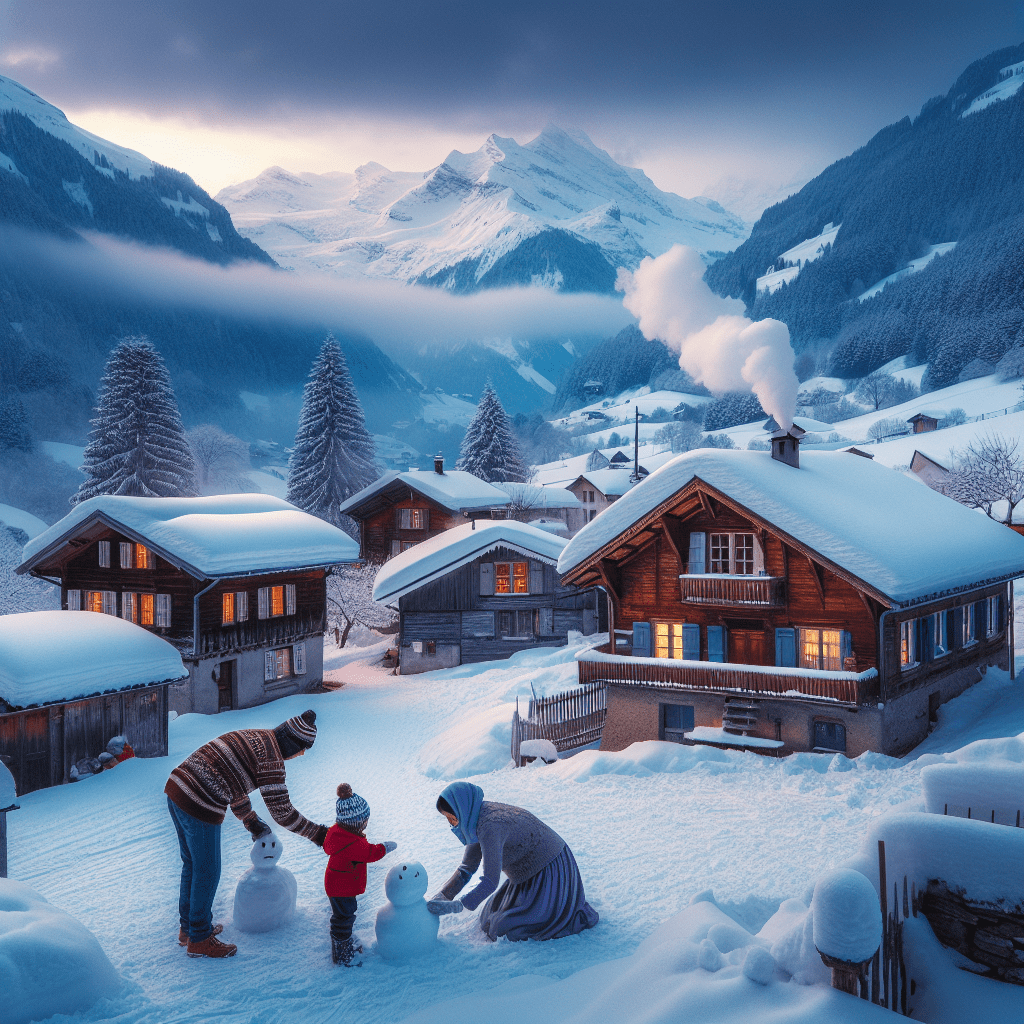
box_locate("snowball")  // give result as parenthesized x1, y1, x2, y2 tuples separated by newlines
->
(697, 937, 724, 972)
(811, 868, 882, 963)
(0, 878, 120, 1024)
(742, 946, 777, 985)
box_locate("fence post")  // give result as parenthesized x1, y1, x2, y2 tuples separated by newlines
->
(511, 699, 521, 767)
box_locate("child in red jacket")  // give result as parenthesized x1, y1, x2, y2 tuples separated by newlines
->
(324, 783, 396, 966)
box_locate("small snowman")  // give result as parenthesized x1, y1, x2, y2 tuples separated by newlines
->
(233, 831, 298, 933)
(375, 861, 439, 960)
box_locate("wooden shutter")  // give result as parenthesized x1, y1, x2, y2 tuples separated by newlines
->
(682, 623, 699, 661)
(264, 650, 276, 681)
(102, 591, 117, 615)
(293, 642, 306, 674)
(707, 625, 726, 663)
(285, 583, 297, 615)
(67, 589, 81, 610)
(775, 627, 796, 667)
(156, 594, 172, 627)
(538, 607, 553, 635)
(687, 532, 705, 574)
(237, 591, 248, 622)
(257, 587, 269, 619)
(975, 599, 987, 640)
(952, 606, 963, 650)
(841, 631, 853, 662)
(98, 540, 110, 568)
(120, 541, 133, 569)
(915, 616, 930, 663)
(632, 621, 651, 657)
(479, 562, 495, 596)
(529, 561, 545, 595)
(121, 592, 136, 621)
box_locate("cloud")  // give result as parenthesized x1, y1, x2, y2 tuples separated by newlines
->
(616, 245, 799, 429)
(0, 226, 633, 351)
(0, 46, 60, 70)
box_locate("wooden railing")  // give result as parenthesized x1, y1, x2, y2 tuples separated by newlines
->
(578, 653, 877, 704)
(678, 572, 784, 608)
(511, 682, 607, 763)
(198, 612, 325, 656)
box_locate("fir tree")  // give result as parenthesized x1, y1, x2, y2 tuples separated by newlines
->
(72, 337, 198, 505)
(456, 382, 530, 482)
(287, 335, 378, 531)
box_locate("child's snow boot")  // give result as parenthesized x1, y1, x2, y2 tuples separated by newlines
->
(332, 937, 362, 966)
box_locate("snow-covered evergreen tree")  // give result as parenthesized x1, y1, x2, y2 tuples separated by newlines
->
(72, 337, 198, 505)
(287, 335, 378, 531)
(456, 382, 529, 482)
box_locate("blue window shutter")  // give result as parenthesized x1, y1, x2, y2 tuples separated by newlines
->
(976, 599, 987, 639)
(708, 625, 726, 663)
(952, 607, 962, 650)
(919, 616, 933, 662)
(682, 624, 699, 661)
(841, 631, 852, 663)
(775, 627, 796, 667)
(632, 621, 651, 657)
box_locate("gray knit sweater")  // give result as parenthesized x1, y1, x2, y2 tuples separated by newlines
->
(439, 801, 566, 911)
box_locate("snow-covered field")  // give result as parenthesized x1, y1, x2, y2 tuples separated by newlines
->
(4, 630, 1023, 1024)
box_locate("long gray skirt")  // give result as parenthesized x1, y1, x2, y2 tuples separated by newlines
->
(479, 844, 599, 941)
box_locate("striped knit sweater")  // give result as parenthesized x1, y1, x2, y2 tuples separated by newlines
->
(164, 729, 320, 838)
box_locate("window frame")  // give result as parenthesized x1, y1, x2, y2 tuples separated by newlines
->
(653, 620, 683, 659)
(961, 603, 977, 646)
(900, 619, 917, 670)
(397, 507, 429, 530)
(493, 561, 530, 595)
(800, 627, 843, 672)
(812, 719, 847, 753)
(705, 531, 762, 576)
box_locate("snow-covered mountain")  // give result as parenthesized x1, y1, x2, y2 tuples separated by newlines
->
(216, 125, 749, 292)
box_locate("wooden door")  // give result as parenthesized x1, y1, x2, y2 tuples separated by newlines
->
(217, 660, 235, 712)
(729, 630, 768, 666)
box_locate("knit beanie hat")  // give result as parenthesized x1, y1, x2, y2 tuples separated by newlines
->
(280, 710, 317, 749)
(335, 783, 370, 826)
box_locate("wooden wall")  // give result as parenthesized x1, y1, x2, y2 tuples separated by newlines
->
(361, 495, 462, 562)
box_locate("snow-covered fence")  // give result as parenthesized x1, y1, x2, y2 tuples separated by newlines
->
(0, 758, 19, 878)
(921, 763, 1024, 827)
(511, 682, 607, 765)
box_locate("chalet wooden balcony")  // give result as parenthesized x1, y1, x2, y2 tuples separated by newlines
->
(578, 647, 878, 705)
(197, 612, 326, 657)
(679, 572, 784, 608)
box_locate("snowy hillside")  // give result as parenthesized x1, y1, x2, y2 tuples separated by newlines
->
(217, 125, 748, 290)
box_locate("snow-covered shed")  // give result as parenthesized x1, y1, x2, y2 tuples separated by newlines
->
(0, 611, 187, 795)
(16, 494, 358, 716)
(558, 446, 1024, 758)
(338, 457, 512, 562)
(373, 520, 603, 674)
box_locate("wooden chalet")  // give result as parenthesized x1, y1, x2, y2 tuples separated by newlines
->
(0, 611, 186, 794)
(567, 468, 639, 527)
(373, 520, 604, 674)
(557, 432, 1024, 757)
(338, 455, 512, 562)
(16, 494, 358, 716)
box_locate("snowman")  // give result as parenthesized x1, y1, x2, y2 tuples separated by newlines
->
(233, 831, 298, 933)
(374, 861, 439, 960)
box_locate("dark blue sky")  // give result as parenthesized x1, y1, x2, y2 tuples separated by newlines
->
(1, 1, 1022, 203)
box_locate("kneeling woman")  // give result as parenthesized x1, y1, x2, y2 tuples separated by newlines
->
(427, 781, 598, 941)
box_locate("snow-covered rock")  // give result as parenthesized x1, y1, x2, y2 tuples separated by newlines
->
(811, 869, 882, 963)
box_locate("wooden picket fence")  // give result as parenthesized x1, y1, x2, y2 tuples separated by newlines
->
(511, 682, 607, 765)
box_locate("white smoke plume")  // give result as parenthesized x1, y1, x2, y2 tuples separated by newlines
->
(616, 244, 799, 430)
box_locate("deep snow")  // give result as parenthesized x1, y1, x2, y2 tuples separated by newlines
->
(3, 631, 1022, 1024)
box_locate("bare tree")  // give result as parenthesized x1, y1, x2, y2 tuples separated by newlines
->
(653, 421, 702, 453)
(943, 434, 1024, 523)
(187, 424, 255, 494)
(866, 416, 910, 441)
(326, 563, 398, 647)
(855, 372, 918, 411)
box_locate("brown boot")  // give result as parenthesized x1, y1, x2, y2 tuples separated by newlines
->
(186, 933, 237, 958)
(179, 923, 223, 946)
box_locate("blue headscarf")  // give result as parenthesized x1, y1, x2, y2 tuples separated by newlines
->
(439, 782, 484, 845)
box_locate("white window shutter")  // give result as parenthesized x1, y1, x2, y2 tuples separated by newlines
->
(264, 650, 276, 681)
(121, 592, 135, 621)
(257, 587, 269, 619)
(480, 562, 495, 595)
(67, 589, 81, 610)
(119, 541, 133, 569)
(285, 583, 296, 615)
(529, 561, 545, 595)
(155, 593, 171, 626)
(293, 642, 306, 674)
(237, 591, 248, 622)
(687, 532, 706, 574)
(102, 591, 117, 615)
(98, 541, 110, 568)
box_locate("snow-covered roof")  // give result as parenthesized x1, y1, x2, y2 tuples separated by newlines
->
(569, 469, 638, 497)
(494, 482, 581, 509)
(373, 520, 567, 603)
(557, 449, 1024, 605)
(0, 611, 187, 707)
(19, 494, 358, 579)
(338, 469, 511, 517)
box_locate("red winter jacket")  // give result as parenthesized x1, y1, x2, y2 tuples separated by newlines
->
(323, 824, 387, 897)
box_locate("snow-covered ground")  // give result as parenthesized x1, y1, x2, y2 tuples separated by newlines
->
(4, 629, 1022, 1024)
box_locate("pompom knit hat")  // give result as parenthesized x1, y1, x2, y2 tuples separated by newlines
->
(335, 783, 370, 826)
(280, 710, 317, 748)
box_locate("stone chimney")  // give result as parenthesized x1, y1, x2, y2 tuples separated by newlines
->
(769, 424, 806, 469)
(434, 453, 444, 475)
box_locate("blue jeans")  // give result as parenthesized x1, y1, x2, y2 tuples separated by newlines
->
(329, 895, 358, 942)
(168, 797, 221, 942)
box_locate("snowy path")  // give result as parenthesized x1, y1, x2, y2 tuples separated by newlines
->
(5, 639, 1022, 1024)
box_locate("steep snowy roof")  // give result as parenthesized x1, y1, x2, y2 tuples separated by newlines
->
(19, 494, 358, 578)
(569, 469, 638, 497)
(494, 482, 582, 509)
(0, 611, 187, 707)
(557, 449, 1024, 605)
(373, 520, 567, 603)
(338, 469, 511, 517)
